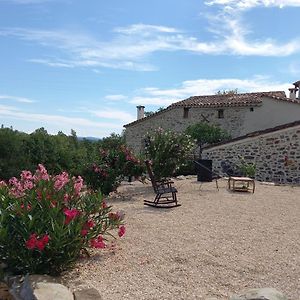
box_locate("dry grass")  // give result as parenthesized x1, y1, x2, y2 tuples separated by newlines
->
(63, 178, 300, 300)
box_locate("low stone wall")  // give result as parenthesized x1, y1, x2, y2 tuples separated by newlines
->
(202, 123, 300, 184)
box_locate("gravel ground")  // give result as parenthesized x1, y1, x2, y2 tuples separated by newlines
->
(63, 178, 300, 300)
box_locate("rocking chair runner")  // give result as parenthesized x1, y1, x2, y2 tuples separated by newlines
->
(144, 160, 181, 208)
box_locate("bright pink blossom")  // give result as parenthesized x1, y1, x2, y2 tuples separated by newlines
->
(118, 225, 126, 238)
(54, 172, 69, 191)
(25, 233, 50, 251)
(36, 240, 46, 251)
(85, 220, 95, 229)
(34, 164, 50, 181)
(9, 177, 25, 198)
(20, 170, 33, 181)
(23, 180, 34, 190)
(41, 234, 50, 245)
(81, 229, 88, 236)
(73, 176, 83, 195)
(25, 234, 37, 250)
(91, 235, 106, 249)
(64, 208, 80, 224)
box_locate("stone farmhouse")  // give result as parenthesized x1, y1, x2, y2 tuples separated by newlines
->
(124, 81, 300, 155)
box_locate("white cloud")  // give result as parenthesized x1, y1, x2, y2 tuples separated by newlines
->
(87, 108, 135, 124)
(2, 0, 300, 73)
(130, 76, 290, 106)
(104, 94, 128, 101)
(130, 96, 175, 106)
(114, 24, 180, 35)
(0, 104, 126, 137)
(205, 0, 300, 9)
(0, 94, 36, 103)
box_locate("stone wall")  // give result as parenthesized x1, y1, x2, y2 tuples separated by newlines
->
(202, 123, 300, 184)
(125, 106, 249, 153)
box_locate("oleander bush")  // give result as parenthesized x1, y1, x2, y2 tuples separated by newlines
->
(144, 128, 195, 181)
(0, 165, 125, 275)
(83, 145, 145, 195)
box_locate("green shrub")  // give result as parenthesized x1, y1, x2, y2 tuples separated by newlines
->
(0, 165, 125, 275)
(144, 128, 195, 181)
(239, 159, 256, 178)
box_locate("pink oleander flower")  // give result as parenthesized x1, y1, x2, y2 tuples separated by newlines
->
(36, 234, 50, 251)
(63, 193, 70, 203)
(25, 233, 37, 250)
(73, 176, 83, 195)
(20, 203, 32, 211)
(25, 233, 50, 251)
(36, 240, 46, 251)
(54, 172, 69, 191)
(0, 180, 7, 188)
(118, 225, 126, 238)
(34, 164, 50, 181)
(90, 235, 106, 249)
(108, 212, 120, 221)
(81, 229, 88, 236)
(85, 220, 95, 229)
(9, 177, 25, 198)
(9, 177, 19, 186)
(20, 170, 33, 181)
(64, 208, 80, 224)
(23, 180, 34, 190)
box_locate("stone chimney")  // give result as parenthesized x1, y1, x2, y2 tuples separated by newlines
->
(136, 105, 145, 120)
(293, 80, 300, 99)
(289, 87, 298, 100)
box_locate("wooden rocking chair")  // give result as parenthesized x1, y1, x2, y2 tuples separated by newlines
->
(144, 160, 181, 208)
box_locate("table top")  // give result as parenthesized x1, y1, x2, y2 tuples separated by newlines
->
(229, 176, 254, 181)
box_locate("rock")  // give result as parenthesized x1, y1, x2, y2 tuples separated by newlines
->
(0, 282, 13, 300)
(34, 282, 74, 300)
(230, 287, 288, 300)
(74, 288, 102, 300)
(176, 175, 186, 180)
(8, 274, 70, 300)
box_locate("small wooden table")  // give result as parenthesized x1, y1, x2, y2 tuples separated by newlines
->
(228, 176, 255, 193)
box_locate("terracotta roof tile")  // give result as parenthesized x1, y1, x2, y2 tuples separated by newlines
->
(124, 91, 291, 128)
(168, 91, 286, 108)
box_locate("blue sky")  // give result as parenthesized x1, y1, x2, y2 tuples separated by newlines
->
(0, 0, 299, 137)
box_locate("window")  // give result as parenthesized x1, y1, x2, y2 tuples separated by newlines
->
(250, 107, 254, 112)
(183, 107, 189, 118)
(218, 109, 224, 119)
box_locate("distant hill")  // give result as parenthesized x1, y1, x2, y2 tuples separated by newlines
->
(78, 136, 100, 142)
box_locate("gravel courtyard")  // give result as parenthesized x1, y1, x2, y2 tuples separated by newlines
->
(64, 178, 300, 300)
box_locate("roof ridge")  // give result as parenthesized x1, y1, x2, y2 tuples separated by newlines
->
(124, 90, 289, 128)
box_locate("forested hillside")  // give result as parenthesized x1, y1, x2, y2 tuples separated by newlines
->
(0, 126, 123, 180)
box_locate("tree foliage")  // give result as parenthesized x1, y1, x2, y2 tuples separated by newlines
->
(216, 89, 238, 95)
(0, 127, 129, 193)
(144, 107, 165, 117)
(185, 122, 231, 158)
